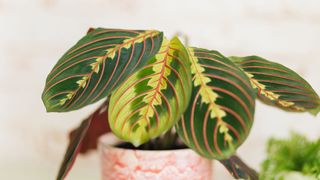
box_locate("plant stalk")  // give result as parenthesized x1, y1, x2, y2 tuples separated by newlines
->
(220, 154, 259, 180)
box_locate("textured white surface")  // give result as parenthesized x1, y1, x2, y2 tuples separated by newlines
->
(0, 0, 319, 179)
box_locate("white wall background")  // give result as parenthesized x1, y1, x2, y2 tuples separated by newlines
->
(0, 0, 319, 179)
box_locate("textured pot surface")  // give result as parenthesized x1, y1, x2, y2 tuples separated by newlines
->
(99, 134, 213, 180)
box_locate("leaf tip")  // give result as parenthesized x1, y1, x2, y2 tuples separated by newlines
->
(131, 140, 143, 147)
(42, 95, 66, 113)
(41, 95, 58, 113)
(41, 95, 52, 112)
(43, 102, 57, 113)
(87, 27, 96, 34)
(308, 103, 320, 116)
(170, 35, 180, 42)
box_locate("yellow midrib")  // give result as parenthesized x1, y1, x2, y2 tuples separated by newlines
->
(188, 48, 232, 144)
(91, 30, 158, 74)
(246, 72, 304, 111)
(57, 30, 159, 107)
(188, 48, 225, 122)
(137, 38, 171, 131)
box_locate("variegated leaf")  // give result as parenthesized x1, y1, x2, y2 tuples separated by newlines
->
(175, 47, 256, 159)
(229, 56, 320, 115)
(109, 37, 192, 146)
(42, 28, 163, 112)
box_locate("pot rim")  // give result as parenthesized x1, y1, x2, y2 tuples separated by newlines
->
(98, 133, 194, 153)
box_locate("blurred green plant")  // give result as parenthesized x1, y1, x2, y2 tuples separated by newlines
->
(260, 132, 320, 180)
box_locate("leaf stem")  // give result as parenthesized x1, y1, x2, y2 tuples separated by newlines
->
(220, 154, 259, 180)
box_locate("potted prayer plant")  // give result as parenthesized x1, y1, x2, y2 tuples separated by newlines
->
(42, 28, 320, 180)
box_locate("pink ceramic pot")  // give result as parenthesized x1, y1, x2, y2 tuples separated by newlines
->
(98, 134, 212, 180)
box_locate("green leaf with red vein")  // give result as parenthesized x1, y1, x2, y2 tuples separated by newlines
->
(175, 47, 256, 160)
(229, 56, 320, 115)
(108, 37, 192, 146)
(42, 28, 163, 112)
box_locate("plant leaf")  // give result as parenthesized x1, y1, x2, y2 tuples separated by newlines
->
(42, 28, 163, 112)
(175, 47, 256, 159)
(229, 56, 320, 116)
(69, 105, 111, 154)
(108, 37, 192, 146)
(57, 100, 109, 180)
(220, 155, 259, 180)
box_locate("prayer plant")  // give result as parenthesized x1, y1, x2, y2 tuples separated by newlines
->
(42, 28, 320, 180)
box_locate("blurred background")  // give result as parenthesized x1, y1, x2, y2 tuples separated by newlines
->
(0, 0, 319, 179)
